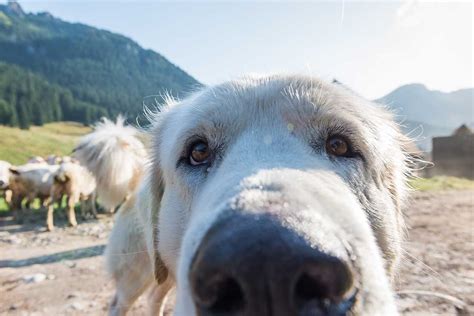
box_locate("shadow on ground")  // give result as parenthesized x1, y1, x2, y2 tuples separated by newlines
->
(0, 244, 106, 268)
(0, 208, 104, 234)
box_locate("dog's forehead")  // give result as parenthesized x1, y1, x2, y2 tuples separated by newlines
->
(166, 76, 377, 135)
(196, 76, 360, 117)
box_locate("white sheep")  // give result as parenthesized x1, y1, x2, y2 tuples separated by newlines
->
(47, 162, 97, 231)
(9, 163, 59, 222)
(27, 156, 47, 164)
(0, 160, 12, 209)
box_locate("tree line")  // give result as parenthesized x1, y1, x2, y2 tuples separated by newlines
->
(0, 62, 107, 129)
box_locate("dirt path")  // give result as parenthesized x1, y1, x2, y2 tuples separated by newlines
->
(396, 190, 473, 315)
(0, 190, 472, 315)
(0, 213, 149, 315)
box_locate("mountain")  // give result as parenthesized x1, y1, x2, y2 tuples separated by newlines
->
(376, 83, 473, 128)
(397, 120, 452, 152)
(376, 84, 473, 151)
(0, 1, 200, 128)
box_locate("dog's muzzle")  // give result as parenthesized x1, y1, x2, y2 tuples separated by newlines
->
(189, 213, 356, 316)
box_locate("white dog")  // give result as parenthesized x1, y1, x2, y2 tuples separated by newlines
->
(98, 75, 411, 315)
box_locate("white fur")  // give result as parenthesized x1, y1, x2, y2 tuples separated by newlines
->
(47, 162, 97, 230)
(73, 116, 147, 209)
(8, 163, 60, 222)
(10, 163, 59, 198)
(27, 156, 46, 164)
(53, 162, 97, 197)
(0, 160, 12, 208)
(0, 160, 11, 190)
(105, 74, 410, 315)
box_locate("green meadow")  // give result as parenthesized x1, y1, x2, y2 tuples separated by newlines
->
(0, 122, 91, 165)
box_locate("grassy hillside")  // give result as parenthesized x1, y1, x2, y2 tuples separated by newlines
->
(0, 121, 90, 164)
(409, 176, 474, 191)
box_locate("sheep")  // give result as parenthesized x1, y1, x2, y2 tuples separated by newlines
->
(59, 156, 76, 164)
(27, 156, 47, 164)
(0, 160, 12, 209)
(46, 155, 61, 165)
(47, 162, 97, 231)
(7, 163, 58, 222)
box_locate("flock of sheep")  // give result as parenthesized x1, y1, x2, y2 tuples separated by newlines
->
(0, 155, 97, 231)
(0, 118, 139, 232)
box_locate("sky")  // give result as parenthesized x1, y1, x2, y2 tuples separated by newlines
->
(14, 0, 473, 99)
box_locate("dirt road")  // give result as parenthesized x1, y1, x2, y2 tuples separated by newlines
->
(0, 190, 472, 315)
(396, 190, 473, 315)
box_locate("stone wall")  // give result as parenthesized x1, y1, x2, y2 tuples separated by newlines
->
(430, 134, 474, 179)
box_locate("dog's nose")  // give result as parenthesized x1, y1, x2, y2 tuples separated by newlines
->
(0, 180, 4, 186)
(190, 214, 355, 316)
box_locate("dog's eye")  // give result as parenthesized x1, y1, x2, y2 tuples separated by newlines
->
(189, 141, 210, 165)
(326, 136, 352, 157)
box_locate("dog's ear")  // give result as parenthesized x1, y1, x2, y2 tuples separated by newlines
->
(136, 163, 168, 285)
(147, 103, 176, 285)
(150, 163, 169, 285)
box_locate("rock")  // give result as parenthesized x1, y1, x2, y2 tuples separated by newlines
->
(64, 260, 76, 268)
(23, 273, 47, 283)
(67, 292, 83, 300)
(69, 302, 85, 311)
(9, 304, 19, 311)
(4, 235, 22, 245)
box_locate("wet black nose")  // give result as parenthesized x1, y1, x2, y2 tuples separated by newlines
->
(0, 180, 4, 186)
(190, 214, 355, 316)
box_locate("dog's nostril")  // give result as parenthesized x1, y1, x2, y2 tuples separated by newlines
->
(210, 277, 245, 313)
(194, 275, 245, 313)
(295, 272, 330, 302)
(294, 260, 355, 313)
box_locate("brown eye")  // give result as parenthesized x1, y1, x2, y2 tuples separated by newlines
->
(190, 141, 210, 165)
(326, 136, 350, 157)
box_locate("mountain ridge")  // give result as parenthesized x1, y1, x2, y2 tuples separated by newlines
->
(376, 83, 473, 151)
(0, 1, 200, 127)
(376, 83, 473, 128)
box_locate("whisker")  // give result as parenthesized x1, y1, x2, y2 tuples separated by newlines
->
(401, 249, 444, 285)
(396, 290, 468, 315)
